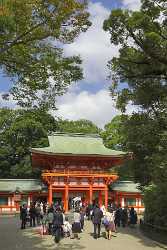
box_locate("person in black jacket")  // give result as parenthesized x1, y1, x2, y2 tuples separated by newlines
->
(20, 204, 27, 229)
(92, 204, 103, 239)
(114, 205, 122, 228)
(53, 207, 63, 226)
(29, 203, 36, 227)
(52, 207, 64, 242)
(52, 207, 64, 235)
(129, 207, 137, 227)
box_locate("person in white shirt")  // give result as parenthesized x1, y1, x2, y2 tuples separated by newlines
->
(63, 217, 72, 238)
(100, 205, 106, 216)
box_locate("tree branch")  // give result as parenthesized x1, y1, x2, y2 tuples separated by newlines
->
(0, 22, 45, 54)
(127, 27, 167, 65)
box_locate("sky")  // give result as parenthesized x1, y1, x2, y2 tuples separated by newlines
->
(0, 0, 141, 128)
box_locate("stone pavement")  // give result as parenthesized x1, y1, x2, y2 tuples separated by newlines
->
(0, 215, 165, 250)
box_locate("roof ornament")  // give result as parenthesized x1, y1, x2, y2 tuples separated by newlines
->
(15, 186, 21, 194)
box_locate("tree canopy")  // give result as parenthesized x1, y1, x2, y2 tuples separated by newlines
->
(103, 0, 167, 226)
(101, 115, 127, 150)
(0, 0, 91, 109)
(103, 0, 167, 184)
(103, 0, 167, 112)
(0, 108, 59, 178)
(57, 119, 101, 134)
(0, 108, 100, 178)
(101, 115, 134, 181)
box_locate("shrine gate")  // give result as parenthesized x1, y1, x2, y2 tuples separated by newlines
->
(31, 133, 129, 212)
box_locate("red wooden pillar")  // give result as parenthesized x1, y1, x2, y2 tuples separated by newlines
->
(85, 190, 89, 205)
(99, 190, 103, 207)
(104, 185, 108, 209)
(89, 184, 93, 204)
(65, 184, 69, 212)
(48, 184, 53, 205)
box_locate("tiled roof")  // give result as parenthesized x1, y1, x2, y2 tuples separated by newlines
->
(0, 179, 44, 192)
(0, 179, 141, 194)
(32, 133, 127, 157)
(111, 181, 141, 193)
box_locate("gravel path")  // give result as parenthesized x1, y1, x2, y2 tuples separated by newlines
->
(0, 215, 164, 250)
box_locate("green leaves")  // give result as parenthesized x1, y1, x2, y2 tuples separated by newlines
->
(0, 0, 91, 109)
(56, 119, 101, 134)
(101, 115, 127, 150)
(0, 108, 101, 178)
(104, 0, 167, 111)
(104, 0, 167, 227)
(0, 108, 58, 178)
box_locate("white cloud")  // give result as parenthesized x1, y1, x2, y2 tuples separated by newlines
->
(0, 93, 17, 108)
(122, 0, 141, 10)
(63, 2, 119, 84)
(0, 1, 140, 128)
(54, 90, 119, 128)
(53, 89, 137, 128)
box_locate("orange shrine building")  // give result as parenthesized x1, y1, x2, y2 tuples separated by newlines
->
(0, 133, 144, 213)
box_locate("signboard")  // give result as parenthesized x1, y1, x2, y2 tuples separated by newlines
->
(14, 194, 21, 201)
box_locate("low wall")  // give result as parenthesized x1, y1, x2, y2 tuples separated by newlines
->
(140, 221, 167, 245)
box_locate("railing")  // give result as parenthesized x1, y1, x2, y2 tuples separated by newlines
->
(0, 205, 17, 213)
(42, 169, 118, 175)
(140, 221, 167, 245)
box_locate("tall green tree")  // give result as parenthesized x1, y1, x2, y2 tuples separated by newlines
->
(0, 109, 101, 178)
(103, 0, 167, 184)
(57, 119, 101, 134)
(101, 115, 134, 180)
(0, 0, 91, 109)
(103, 0, 167, 226)
(101, 115, 127, 150)
(103, 0, 167, 113)
(143, 130, 167, 227)
(0, 108, 59, 178)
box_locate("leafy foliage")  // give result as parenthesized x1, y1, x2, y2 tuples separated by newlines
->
(57, 119, 101, 134)
(0, 108, 57, 178)
(0, 0, 91, 108)
(143, 130, 167, 227)
(101, 115, 127, 150)
(103, 0, 167, 226)
(103, 0, 167, 112)
(0, 108, 101, 178)
(101, 115, 134, 180)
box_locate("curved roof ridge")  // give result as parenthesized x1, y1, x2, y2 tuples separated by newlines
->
(50, 132, 100, 138)
(0, 179, 39, 181)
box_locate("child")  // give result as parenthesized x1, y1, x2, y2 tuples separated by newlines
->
(63, 217, 72, 238)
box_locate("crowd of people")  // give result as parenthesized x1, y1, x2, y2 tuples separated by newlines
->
(20, 200, 138, 241)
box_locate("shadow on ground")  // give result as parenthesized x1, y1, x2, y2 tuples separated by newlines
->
(115, 225, 159, 248)
(22, 229, 86, 250)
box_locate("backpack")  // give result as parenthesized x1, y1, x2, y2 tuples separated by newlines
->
(103, 217, 109, 226)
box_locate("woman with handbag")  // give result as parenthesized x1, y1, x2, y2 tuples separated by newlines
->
(103, 209, 115, 240)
